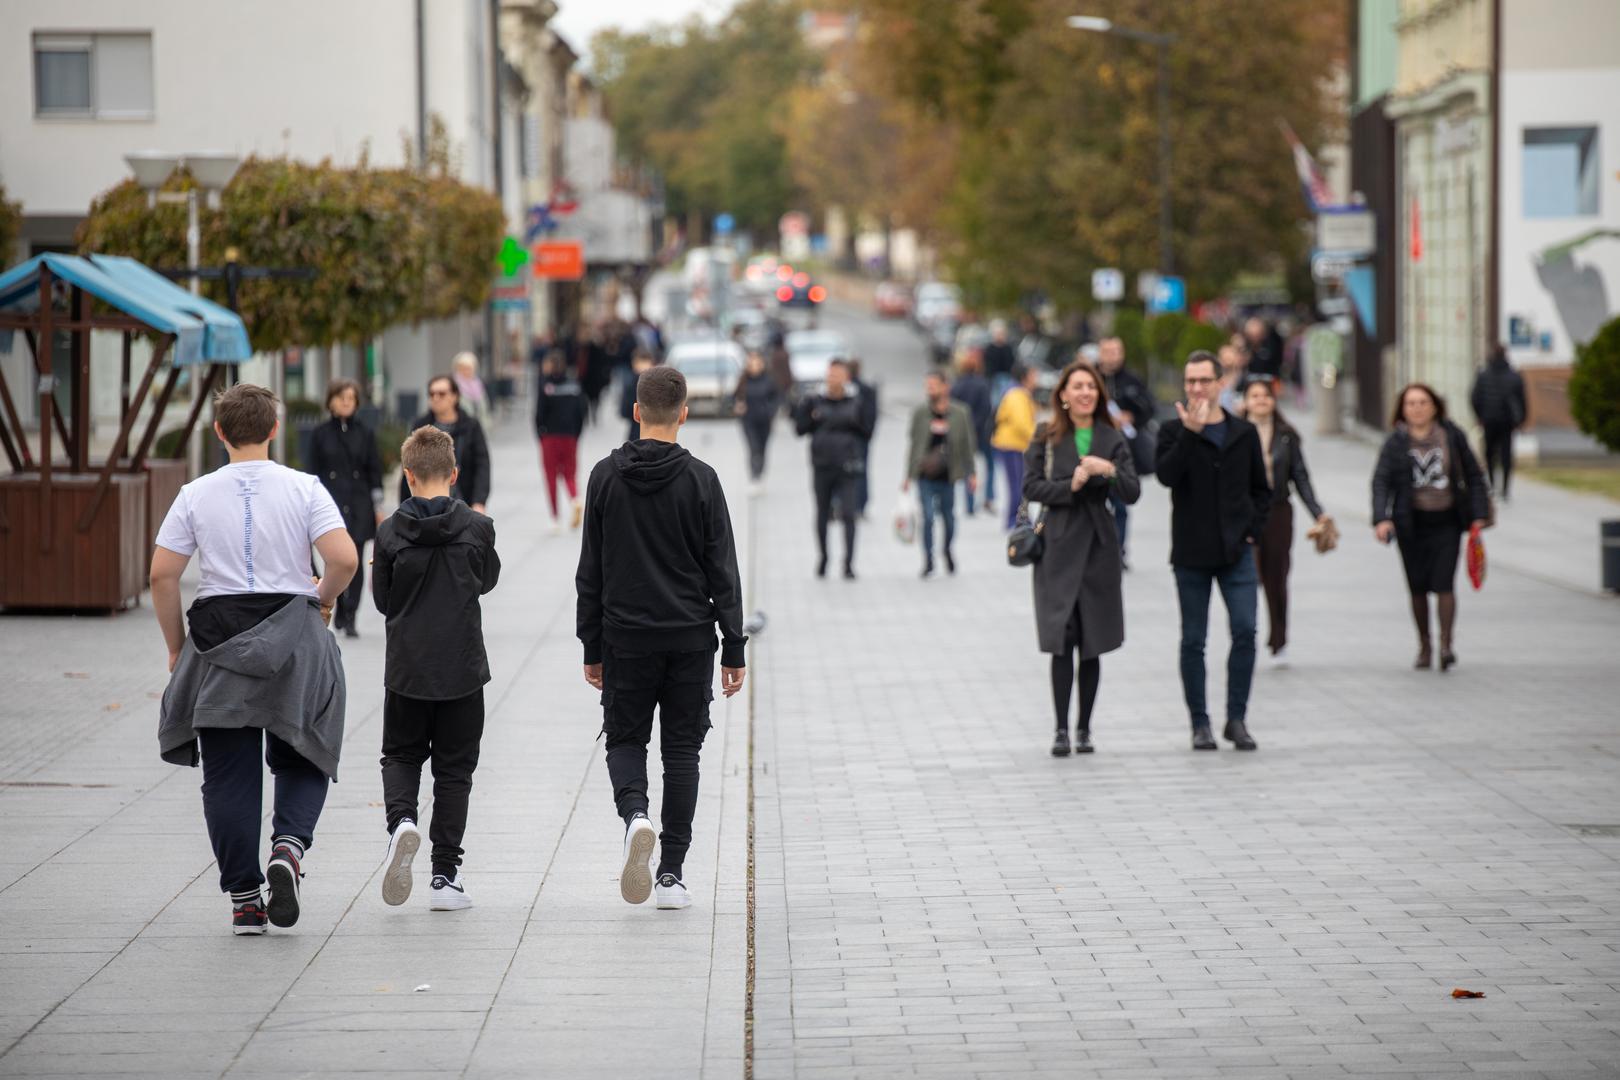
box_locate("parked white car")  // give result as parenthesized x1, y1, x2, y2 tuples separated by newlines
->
(666, 340, 747, 418)
(785, 329, 853, 394)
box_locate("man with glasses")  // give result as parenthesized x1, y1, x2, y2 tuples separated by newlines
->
(1154, 351, 1272, 751)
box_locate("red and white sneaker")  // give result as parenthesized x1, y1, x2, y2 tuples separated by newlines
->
(232, 892, 267, 936)
(266, 839, 304, 928)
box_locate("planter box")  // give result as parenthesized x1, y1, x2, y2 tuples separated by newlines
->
(0, 472, 149, 611)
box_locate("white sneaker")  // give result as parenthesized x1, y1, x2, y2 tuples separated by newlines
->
(381, 820, 421, 906)
(620, 816, 656, 904)
(655, 873, 692, 910)
(428, 871, 472, 910)
(549, 519, 563, 536)
(1270, 648, 1290, 669)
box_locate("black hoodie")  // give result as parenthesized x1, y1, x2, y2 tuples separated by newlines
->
(373, 495, 501, 700)
(575, 440, 746, 669)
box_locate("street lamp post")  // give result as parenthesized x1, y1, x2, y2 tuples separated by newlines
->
(1067, 15, 1178, 277)
(125, 152, 241, 296)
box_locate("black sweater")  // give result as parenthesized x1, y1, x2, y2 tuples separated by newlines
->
(536, 373, 589, 438)
(575, 440, 747, 669)
(1155, 411, 1272, 568)
(793, 391, 874, 469)
(372, 496, 501, 700)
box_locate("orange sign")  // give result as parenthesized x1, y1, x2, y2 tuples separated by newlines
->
(532, 241, 585, 280)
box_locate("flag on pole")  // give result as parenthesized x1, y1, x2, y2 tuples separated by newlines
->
(1409, 195, 1422, 261)
(1279, 121, 1335, 212)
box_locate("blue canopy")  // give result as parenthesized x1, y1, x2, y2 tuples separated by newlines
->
(0, 252, 252, 365)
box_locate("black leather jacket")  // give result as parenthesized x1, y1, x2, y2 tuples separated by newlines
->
(1263, 420, 1324, 520)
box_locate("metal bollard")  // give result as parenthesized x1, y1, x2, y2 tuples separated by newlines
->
(1603, 520, 1620, 593)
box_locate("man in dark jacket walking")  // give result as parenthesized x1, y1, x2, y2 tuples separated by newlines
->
(401, 374, 491, 512)
(794, 359, 875, 578)
(372, 426, 500, 911)
(950, 350, 994, 514)
(1155, 351, 1272, 751)
(577, 365, 746, 912)
(1470, 343, 1527, 499)
(1097, 337, 1155, 561)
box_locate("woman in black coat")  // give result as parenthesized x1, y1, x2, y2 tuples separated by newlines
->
(1242, 377, 1334, 666)
(305, 378, 384, 637)
(1371, 383, 1490, 671)
(734, 350, 782, 486)
(1022, 358, 1140, 756)
(400, 374, 491, 511)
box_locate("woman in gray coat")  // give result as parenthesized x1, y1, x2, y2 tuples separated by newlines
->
(1022, 358, 1140, 756)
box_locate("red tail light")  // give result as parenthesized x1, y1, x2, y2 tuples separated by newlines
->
(792, 272, 810, 288)
(776, 285, 794, 302)
(808, 286, 827, 303)
(776, 265, 794, 281)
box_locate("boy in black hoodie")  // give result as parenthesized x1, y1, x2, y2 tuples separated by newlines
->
(372, 426, 501, 910)
(576, 366, 747, 911)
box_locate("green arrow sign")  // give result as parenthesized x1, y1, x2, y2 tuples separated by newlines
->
(497, 236, 529, 277)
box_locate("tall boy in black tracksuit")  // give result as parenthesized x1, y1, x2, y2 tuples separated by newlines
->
(576, 365, 747, 911)
(373, 426, 501, 910)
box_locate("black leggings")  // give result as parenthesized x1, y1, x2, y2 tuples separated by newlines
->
(812, 465, 859, 568)
(1050, 603, 1101, 734)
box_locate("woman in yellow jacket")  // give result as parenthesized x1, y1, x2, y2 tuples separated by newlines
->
(991, 363, 1040, 530)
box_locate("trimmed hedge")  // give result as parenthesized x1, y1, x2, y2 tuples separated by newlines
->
(1569, 315, 1620, 454)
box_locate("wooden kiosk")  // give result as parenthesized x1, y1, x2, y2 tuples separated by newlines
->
(0, 253, 251, 611)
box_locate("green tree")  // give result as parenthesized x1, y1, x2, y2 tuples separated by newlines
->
(0, 183, 20, 269)
(1570, 315, 1620, 454)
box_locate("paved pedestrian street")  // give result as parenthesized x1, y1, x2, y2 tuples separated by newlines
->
(3, 304, 1620, 1079)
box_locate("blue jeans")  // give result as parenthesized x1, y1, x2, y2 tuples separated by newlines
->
(917, 478, 956, 559)
(965, 440, 995, 513)
(1173, 553, 1259, 730)
(995, 449, 1026, 530)
(1110, 490, 1130, 552)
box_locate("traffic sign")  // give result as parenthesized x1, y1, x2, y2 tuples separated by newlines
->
(1311, 251, 1357, 284)
(1316, 208, 1374, 254)
(1148, 275, 1186, 315)
(714, 213, 735, 236)
(532, 241, 584, 281)
(1091, 267, 1124, 303)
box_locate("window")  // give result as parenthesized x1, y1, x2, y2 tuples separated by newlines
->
(1523, 126, 1600, 218)
(33, 32, 153, 118)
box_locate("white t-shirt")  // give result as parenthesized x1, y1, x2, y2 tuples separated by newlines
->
(155, 460, 347, 599)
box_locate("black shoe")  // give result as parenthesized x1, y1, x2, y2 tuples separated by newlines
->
(1440, 649, 1457, 672)
(266, 842, 303, 928)
(343, 624, 359, 639)
(943, 548, 956, 575)
(816, 555, 828, 579)
(1074, 730, 1094, 753)
(1223, 719, 1257, 750)
(1050, 728, 1071, 757)
(231, 892, 267, 936)
(921, 556, 934, 579)
(1191, 726, 1218, 751)
(843, 565, 856, 580)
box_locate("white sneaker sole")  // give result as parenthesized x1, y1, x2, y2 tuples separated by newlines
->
(620, 821, 656, 904)
(381, 826, 421, 907)
(428, 891, 472, 911)
(656, 891, 692, 911)
(232, 922, 268, 936)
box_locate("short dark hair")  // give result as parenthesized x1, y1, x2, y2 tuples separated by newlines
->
(1391, 382, 1448, 428)
(325, 377, 361, 408)
(214, 383, 279, 447)
(826, 357, 850, 373)
(401, 425, 456, 480)
(1185, 350, 1219, 378)
(637, 365, 687, 425)
(1010, 362, 1031, 383)
(427, 374, 458, 399)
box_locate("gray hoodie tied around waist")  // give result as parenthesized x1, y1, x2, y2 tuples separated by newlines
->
(158, 597, 347, 779)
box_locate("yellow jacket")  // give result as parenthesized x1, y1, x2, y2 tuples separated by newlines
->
(991, 387, 1037, 451)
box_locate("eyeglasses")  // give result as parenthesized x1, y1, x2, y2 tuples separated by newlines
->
(1184, 376, 1217, 386)
(429, 389, 452, 397)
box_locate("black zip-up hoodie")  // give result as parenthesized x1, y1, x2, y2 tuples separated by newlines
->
(575, 440, 747, 669)
(373, 495, 501, 700)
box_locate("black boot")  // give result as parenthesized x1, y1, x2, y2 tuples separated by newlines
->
(1223, 719, 1257, 750)
(1050, 728, 1071, 757)
(921, 553, 934, 579)
(816, 553, 828, 579)
(1074, 728, 1093, 753)
(943, 547, 956, 575)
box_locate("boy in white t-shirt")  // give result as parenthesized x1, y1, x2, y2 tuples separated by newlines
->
(152, 384, 358, 935)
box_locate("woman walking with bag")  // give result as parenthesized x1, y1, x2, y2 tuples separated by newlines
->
(1021, 359, 1139, 756)
(1242, 377, 1334, 667)
(1371, 383, 1490, 671)
(305, 378, 383, 638)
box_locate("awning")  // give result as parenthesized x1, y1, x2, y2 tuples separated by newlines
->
(0, 252, 252, 364)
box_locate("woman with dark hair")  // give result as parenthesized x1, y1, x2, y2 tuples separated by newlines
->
(1242, 377, 1333, 667)
(305, 378, 383, 637)
(401, 374, 491, 513)
(734, 350, 782, 489)
(1371, 383, 1490, 670)
(1022, 359, 1140, 756)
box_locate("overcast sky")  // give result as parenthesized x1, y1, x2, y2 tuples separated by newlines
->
(552, 0, 731, 60)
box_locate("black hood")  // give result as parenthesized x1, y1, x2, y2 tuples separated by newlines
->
(611, 439, 693, 495)
(393, 495, 476, 546)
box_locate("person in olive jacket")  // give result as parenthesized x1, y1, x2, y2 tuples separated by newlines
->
(1242, 377, 1333, 667)
(1022, 359, 1140, 757)
(794, 359, 875, 579)
(305, 378, 384, 637)
(902, 370, 978, 578)
(1154, 350, 1271, 752)
(399, 374, 491, 512)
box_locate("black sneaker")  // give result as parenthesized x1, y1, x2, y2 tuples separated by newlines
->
(232, 893, 267, 936)
(1050, 728, 1071, 757)
(266, 841, 303, 928)
(1191, 726, 1218, 751)
(1074, 730, 1094, 754)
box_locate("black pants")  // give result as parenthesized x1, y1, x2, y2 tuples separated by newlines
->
(199, 727, 328, 895)
(601, 644, 713, 878)
(380, 689, 485, 876)
(743, 419, 772, 480)
(812, 464, 860, 568)
(334, 526, 369, 629)
(1050, 603, 1101, 735)
(1483, 423, 1515, 497)
(1255, 500, 1293, 654)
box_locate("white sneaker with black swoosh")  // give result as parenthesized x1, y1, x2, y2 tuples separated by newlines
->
(428, 871, 471, 911)
(655, 873, 691, 910)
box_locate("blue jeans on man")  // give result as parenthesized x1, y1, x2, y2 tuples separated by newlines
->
(917, 478, 956, 559)
(1173, 553, 1258, 731)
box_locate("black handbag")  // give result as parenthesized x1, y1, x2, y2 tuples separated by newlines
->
(1006, 442, 1053, 567)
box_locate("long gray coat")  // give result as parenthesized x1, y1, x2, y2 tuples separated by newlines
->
(1022, 422, 1140, 658)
